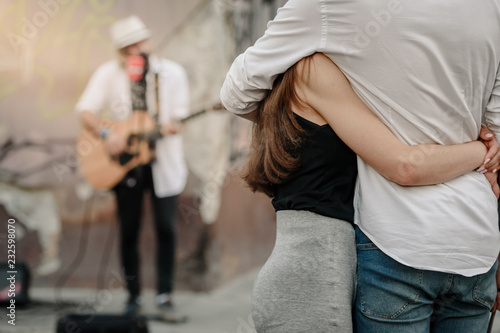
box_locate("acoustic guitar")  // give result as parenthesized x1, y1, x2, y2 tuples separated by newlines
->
(78, 106, 221, 189)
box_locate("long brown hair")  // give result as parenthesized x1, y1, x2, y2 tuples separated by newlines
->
(242, 60, 310, 197)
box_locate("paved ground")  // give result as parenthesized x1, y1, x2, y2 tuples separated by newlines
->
(1, 268, 500, 333)
(0, 269, 259, 333)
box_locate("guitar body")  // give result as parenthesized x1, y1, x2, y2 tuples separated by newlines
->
(78, 112, 157, 189)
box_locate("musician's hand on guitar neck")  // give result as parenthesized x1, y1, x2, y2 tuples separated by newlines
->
(104, 132, 127, 156)
(161, 122, 183, 136)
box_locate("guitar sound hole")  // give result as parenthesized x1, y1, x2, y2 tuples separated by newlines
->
(118, 153, 135, 166)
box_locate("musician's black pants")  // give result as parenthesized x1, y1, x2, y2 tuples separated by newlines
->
(113, 164, 177, 300)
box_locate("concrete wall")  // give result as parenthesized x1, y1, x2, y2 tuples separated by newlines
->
(0, 0, 284, 291)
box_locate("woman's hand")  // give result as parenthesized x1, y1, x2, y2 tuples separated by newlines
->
(478, 124, 500, 173)
(484, 171, 500, 199)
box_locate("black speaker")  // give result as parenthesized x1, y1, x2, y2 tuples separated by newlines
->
(56, 314, 149, 333)
(0, 262, 30, 306)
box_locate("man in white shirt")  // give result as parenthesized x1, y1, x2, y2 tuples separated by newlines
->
(76, 15, 188, 323)
(221, 0, 500, 331)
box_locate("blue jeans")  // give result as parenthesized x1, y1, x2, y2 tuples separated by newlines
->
(354, 227, 497, 333)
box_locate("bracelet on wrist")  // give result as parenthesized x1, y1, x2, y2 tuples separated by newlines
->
(99, 126, 112, 139)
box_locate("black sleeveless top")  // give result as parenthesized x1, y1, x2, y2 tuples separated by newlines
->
(272, 114, 358, 223)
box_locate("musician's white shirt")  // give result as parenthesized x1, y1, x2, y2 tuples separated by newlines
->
(75, 55, 189, 197)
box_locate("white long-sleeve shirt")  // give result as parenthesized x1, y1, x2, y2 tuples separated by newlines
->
(76, 55, 189, 197)
(221, 0, 500, 276)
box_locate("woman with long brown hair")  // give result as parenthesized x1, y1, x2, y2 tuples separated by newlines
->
(243, 53, 500, 332)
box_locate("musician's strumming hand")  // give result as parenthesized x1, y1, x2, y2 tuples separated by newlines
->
(105, 131, 127, 156)
(161, 122, 183, 136)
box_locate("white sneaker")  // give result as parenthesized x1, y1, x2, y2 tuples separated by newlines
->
(35, 258, 61, 276)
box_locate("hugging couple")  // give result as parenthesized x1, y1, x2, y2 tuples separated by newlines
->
(220, 1, 500, 332)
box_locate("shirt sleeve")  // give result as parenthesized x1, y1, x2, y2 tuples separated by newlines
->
(74, 63, 110, 114)
(159, 61, 190, 122)
(173, 65, 190, 119)
(220, 0, 323, 115)
(485, 65, 500, 142)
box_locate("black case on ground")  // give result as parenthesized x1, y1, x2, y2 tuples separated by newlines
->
(0, 262, 30, 306)
(56, 314, 149, 333)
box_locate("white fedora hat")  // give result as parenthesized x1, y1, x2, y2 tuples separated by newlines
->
(110, 15, 151, 49)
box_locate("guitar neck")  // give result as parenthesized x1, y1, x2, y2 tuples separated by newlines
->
(178, 104, 224, 124)
(135, 127, 162, 144)
(132, 104, 224, 143)
(179, 109, 207, 124)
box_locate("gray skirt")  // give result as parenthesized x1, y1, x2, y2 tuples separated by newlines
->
(252, 210, 356, 333)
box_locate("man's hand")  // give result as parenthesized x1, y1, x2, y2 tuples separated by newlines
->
(479, 124, 500, 173)
(104, 132, 127, 156)
(161, 122, 183, 136)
